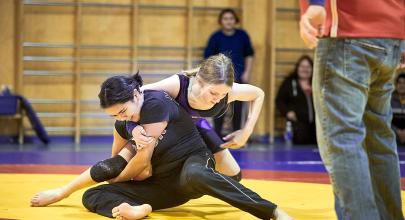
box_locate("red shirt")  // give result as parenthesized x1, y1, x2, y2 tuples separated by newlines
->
(300, 0, 405, 39)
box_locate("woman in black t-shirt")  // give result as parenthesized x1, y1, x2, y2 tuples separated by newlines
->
(31, 74, 292, 220)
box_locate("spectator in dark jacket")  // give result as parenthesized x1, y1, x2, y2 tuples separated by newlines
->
(276, 55, 316, 145)
(392, 73, 405, 146)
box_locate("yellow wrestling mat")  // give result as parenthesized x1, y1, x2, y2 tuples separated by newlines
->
(1, 174, 404, 219)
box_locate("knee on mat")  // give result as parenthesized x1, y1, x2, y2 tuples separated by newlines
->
(82, 188, 100, 212)
(185, 164, 209, 184)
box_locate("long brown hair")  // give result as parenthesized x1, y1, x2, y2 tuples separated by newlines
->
(183, 53, 234, 87)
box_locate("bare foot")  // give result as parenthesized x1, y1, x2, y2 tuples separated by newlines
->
(112, 203, 152, 220)
(273, 207, 294, 220)
(30, 188, 66, 207)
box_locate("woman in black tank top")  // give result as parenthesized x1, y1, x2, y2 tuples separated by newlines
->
(128, 53, 266, 182)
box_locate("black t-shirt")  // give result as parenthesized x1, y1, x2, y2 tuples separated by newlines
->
(115, 90, 207, 176)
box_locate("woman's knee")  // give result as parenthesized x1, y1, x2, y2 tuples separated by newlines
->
(214, 149, 241, 176)
(90, 155, 127, 182)
(185, 164, 205, 181)
(82, 188, 100, 212)
(229, 171, 242, 182)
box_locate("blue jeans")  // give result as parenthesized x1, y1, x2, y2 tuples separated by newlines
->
(313, 38, 405, 220)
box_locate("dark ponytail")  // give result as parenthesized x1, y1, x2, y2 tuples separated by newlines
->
(98, 72, 143, 108)
(131, 72, 143, 88)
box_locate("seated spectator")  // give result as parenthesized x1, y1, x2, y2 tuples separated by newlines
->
(392, 73, 405, 146)
(276, 55, 316, 145)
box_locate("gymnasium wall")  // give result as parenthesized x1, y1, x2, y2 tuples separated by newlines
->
(0, 0, 311, 142)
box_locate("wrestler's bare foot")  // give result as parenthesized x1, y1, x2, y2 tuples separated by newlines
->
(273, 207, 293, 220)
(112, 203, 152, 220)
(30, 187, 67, 207)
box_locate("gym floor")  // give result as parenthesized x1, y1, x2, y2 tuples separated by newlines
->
(1, 141, 404, 219)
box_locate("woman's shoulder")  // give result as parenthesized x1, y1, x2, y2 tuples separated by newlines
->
(236, 28, 249, 37)
(143, 91, 178, 113)
(210, 29, 224, 38)
(140, 91, 179, 124)
(176, 72, 188, 81)
(144, 90, 174, 103)
(282, 75, 295, 84)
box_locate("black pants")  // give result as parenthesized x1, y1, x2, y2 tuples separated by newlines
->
(82, 150, 276, 219)
(214, 101, 243, 136)
(292, 121, 317, 145)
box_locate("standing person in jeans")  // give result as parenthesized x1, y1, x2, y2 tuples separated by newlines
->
(300, 0, 405, 219)
(204, 8, 255, 137)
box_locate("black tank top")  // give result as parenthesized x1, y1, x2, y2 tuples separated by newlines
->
(175, 74, 229, 118)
